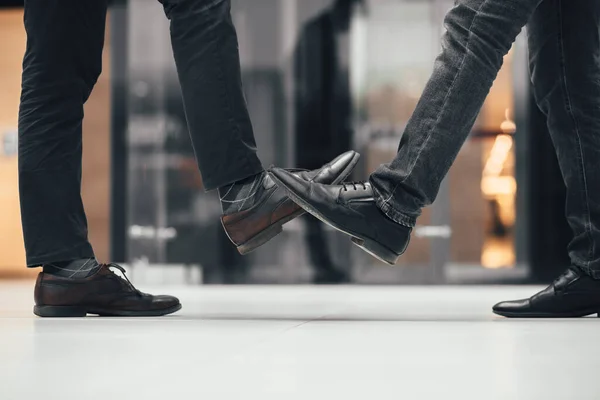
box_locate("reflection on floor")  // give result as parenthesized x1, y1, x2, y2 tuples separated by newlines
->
(1, 283, 599, 400)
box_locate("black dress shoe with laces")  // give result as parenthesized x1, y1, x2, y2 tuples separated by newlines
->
(493, 267, 600, 318)
(269, 168, 412, 265)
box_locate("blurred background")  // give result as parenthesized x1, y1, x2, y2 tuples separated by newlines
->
(0, 0, 571, 286)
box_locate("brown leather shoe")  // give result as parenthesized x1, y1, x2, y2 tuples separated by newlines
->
(221, 151, 360, 254)
(33, 263, 181, 317)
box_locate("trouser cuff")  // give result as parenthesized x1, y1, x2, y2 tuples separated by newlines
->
(373, 194, 417, 227)
(26, 241, 95, 268)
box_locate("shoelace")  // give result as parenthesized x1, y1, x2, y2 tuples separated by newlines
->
(102, 263, 143, 296)
(342, 181, 368, 191)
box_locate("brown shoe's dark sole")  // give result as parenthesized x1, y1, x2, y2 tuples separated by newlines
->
(235, 153, 360, 255)
(33, 303, 182, 318)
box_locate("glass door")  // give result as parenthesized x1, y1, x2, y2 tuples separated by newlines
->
(350, 0, 530, 283)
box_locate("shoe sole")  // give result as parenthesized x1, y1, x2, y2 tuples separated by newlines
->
(269, 175, 401, 266)
(236, 153, 361, 255)
(33, 303, 182, 318)
(350, 237, 401, 266)
(493, 308, 600, 318)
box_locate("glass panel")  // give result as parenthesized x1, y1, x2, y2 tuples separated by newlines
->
(121, 0, 527, 283)
(353, 0, 528, 281)
(126, 1, 225, 281)
(352, 0, 446, 273)
(449, 46, 520, 270)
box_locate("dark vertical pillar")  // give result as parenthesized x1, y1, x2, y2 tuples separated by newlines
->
(110, 0, 128, 262)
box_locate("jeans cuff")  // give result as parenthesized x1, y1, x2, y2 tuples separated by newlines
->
(374, 195, 417, 228)
(574, 262, 600, 280)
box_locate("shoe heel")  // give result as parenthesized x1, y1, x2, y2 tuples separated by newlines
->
(237, 224, 284, 255)
(351, 237, 400, 265)
(34, 305, 87, 318)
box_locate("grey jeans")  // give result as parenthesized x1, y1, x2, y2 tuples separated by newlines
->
(369, 0, 600, 277)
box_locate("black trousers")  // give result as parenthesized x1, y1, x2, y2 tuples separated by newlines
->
(18, 0, 263, 266)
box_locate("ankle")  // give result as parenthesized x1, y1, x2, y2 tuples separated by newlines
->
(43, 258, 101, 279)
(219, 171, 267, 215)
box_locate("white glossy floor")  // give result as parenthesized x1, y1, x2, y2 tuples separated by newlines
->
(1, 283, 599, 400)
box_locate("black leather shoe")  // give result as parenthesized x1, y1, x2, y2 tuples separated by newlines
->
(493, 267, 600, 318)
(269, 168, 412, 265)
(222, 151, 360, 254)
(34, 264, 181, 317)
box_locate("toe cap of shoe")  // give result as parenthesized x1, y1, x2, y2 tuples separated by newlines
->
(314, 151, 359, 183)
(492, 299, 530, 314)
(152, 294, 181, 310)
